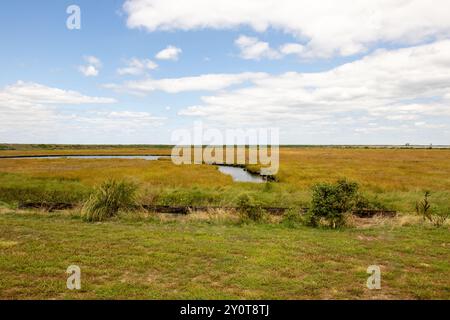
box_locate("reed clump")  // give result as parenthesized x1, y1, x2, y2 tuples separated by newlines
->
(81, 179, 138, 222)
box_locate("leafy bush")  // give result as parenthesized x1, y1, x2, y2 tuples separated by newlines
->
(81, 179, 138, 222)
(308, 179, 359, 228)
(237, 194, 265, 222)
(416, 192, 449, 227)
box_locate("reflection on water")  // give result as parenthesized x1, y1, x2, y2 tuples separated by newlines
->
(217, 165, 265, 183)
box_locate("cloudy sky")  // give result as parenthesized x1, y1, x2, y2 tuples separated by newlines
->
(1, 0, 450, 144)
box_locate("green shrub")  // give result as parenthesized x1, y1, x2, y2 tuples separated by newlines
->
(416, 192, 449, 227)
(308, 179, 359, 228)
(81, 179, 138, 222)
(237, 194, 265, 222)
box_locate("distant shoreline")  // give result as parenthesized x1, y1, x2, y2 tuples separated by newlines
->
(1, 143, 450, 149)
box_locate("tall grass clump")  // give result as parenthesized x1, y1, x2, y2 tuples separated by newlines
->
(81, 179, 138, 222)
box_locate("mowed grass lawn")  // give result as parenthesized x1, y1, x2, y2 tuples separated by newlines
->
(0, 210, 449, 300)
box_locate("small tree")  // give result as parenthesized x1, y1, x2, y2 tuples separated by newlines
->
(416, 191, 449, 227)
(308, 179, 359, 228)
(416, 191, 431, 222)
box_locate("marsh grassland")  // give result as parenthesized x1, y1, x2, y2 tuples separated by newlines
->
(0, 145, 449, 299)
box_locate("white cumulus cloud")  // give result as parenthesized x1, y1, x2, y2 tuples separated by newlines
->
(279, 43, 305, 56)
(235, 35, 307, 60)
(78, 55, 102, 77)
(104, 72, 268, 94)
(178, 40, 450, 132)
(0, 81, 168, 143)
(155, 45, 182, 61)
(235, 35, 281, 60)
(0, 81, 115, 133)
(117, 58, 158, 76)
(124, 0, 450, 58)
(0, 81, 116, 106)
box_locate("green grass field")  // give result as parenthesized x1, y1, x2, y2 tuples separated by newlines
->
(0, 145, 449, 299)
(0, 210, 449, 299)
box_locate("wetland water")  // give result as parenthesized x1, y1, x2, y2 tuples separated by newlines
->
(2, 155, 265, 183)
(217, 165, 265, 183)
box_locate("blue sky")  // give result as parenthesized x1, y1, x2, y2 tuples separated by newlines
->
(1, 0, 450, 144)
